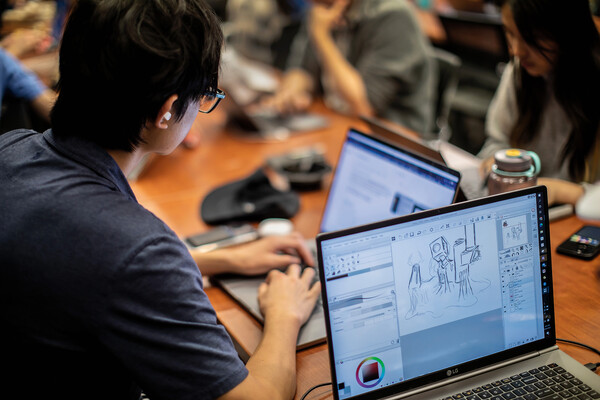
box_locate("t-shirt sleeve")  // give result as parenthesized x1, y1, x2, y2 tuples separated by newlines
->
(353, 7, 431, 115)
(0, 48, 46, 101)
(96, 235, 248, 400)
(286, 22, 321, 80)
(478, 62, 518, 159)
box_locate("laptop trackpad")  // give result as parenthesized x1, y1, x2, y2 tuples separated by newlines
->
(212, 272, 326, 350)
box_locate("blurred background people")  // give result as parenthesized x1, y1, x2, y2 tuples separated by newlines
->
(0, 0, 70, 87)
(265, 0, 437, 136)
(223, 0, 307, 70)
(0, 1, 67, 132)
(0, 47, 55, 133)
(183, 0, 308, 147)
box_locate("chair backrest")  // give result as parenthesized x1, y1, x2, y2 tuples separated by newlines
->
(431, 47, 462, 141)
(437, 9, 509, 70)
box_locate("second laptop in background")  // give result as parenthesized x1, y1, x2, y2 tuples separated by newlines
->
(319, 128, 461, 234)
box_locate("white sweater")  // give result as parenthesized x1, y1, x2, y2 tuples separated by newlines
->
(477, 61, 586, 180)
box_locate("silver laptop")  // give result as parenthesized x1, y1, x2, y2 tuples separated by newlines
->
(222, 89, 329, 140)
(316, 185, 600, 399)
(317, 129, 461, 234)
(218, 46, 329, 140)
(212, 128, 461, 349)
(360, 115, 485, 201)
(360, 115, 447, 164)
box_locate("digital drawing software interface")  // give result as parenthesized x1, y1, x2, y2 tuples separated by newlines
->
(319, 130, 460, 233)
(320, 193, 548, 399)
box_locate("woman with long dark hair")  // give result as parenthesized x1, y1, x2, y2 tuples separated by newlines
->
(479, 0, 600, 205)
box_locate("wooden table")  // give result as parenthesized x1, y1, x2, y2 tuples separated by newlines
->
(130, 105, 600, 399)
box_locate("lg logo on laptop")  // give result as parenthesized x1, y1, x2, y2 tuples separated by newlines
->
(446, 368, 459, 377)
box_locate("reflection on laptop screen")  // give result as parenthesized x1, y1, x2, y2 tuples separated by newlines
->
(320, 129, 460, 233)
(318, 188, 551, 399)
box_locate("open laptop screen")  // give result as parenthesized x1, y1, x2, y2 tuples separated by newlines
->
(319, 129, 460, 233)
(317, 186, 554, 400)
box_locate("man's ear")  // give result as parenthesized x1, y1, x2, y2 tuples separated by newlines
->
(155, 94, 179, 129)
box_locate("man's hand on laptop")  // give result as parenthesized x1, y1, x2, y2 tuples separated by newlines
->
(193, 232, 315, 276)
(218, 264, 321, 400)
(258, 264, 321, 327)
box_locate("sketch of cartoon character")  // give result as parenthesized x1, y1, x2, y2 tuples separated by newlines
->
(452, 224, 481, 299)
(406, 251, 428, 318)
(403, 223, 491, 323)
(511, 223, 523, 240)
(429, 237, 452, 294)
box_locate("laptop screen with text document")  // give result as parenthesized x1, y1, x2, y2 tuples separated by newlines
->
(319, 129, 461, 233)
(317, 186, 556, 400)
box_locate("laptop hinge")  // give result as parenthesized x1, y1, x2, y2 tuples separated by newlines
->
(390, 349, 554, 399)
(540, 345, 559, 354)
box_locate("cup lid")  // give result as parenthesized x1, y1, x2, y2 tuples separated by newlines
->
(494, 149, 533, 172)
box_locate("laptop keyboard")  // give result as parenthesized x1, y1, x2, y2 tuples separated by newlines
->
(442, 363, 600, 400)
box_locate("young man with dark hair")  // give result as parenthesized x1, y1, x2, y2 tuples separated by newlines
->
(0, 1, 320, 399)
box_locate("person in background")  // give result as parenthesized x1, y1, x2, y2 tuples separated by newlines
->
(0, 1, 320, 399)
(591, 0, 599, 17)
(0, 47, 55, 132)
(265, 0, 437, 136)
(478, 0, 600, 206)
(224, 0, 307, 70)
(0, 0, 69, 87)
(182, 0, 308, 148)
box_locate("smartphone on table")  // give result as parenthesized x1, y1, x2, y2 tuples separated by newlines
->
(556, 225, 600, 260)
(184, 224, 258, 252)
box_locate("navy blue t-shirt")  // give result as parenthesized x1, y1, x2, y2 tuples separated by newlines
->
(0, 129, 248, 400)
